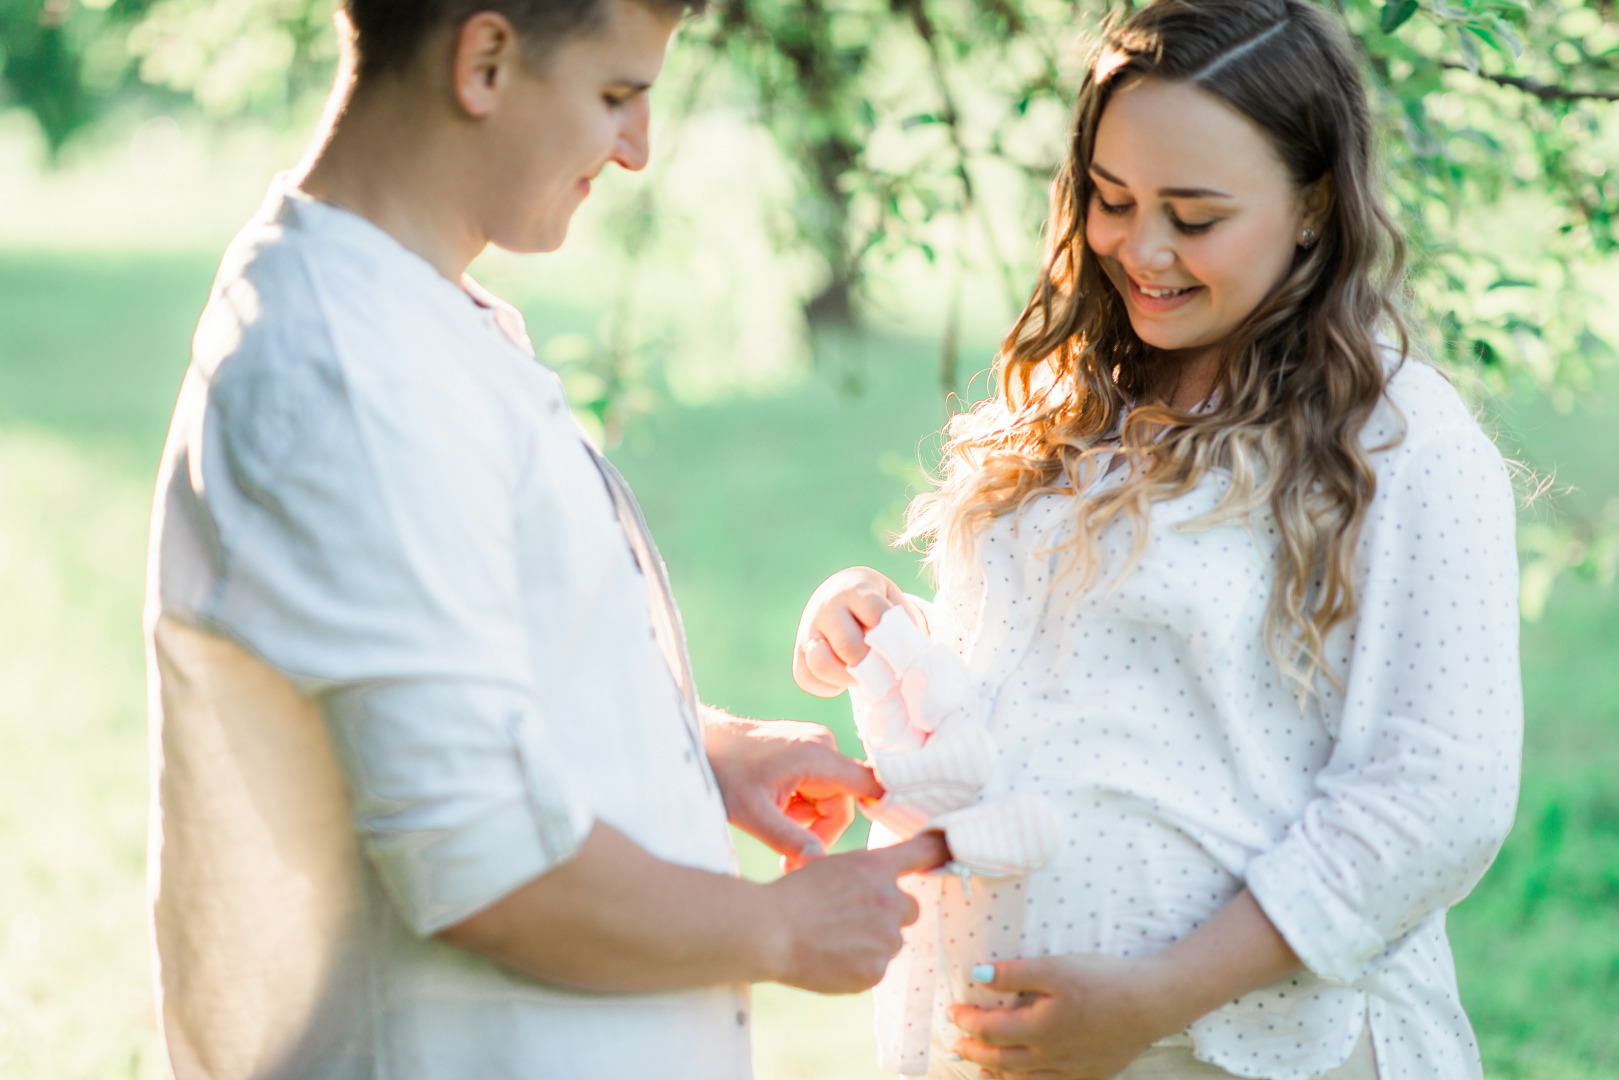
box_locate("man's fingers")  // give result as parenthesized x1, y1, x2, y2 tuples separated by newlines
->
(811, 794, 856, 844)
(797, 752, 884, 801)
(741, 796, 827, 862)
(876, 830, 950, 876)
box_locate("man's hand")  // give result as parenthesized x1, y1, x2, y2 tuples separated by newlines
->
(794, 566, 924, 698)
(439, 823, 950, 996)
(762, 831, 950, 993)
(703, 712, 883, 870)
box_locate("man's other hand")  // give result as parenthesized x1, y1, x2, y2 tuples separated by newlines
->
(703, 712, 882, 870)
(761, 831, 950, 993)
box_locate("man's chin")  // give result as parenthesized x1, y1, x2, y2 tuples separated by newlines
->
(493, 220, 570, 256)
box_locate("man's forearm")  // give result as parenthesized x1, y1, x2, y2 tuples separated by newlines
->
(436, 820, 946, 996)
(437, 822, 782, 993)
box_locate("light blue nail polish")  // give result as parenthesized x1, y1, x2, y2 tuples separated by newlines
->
(947, 1053, 963, 1062)
(800, 837, 825, 859)
(972, 963, 995, 983)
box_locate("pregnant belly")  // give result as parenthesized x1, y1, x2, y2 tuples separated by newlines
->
(935, 795, 1242, 1008)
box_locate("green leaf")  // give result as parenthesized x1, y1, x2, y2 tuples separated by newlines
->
(1457, 25, 1481, 74)
(1381, 0, 1421, 33)
(1486, 14, 1524, 60)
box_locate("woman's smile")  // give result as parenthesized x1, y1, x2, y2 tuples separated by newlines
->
(1125, 274, 1204, 312)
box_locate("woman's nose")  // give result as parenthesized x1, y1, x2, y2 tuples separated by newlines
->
(1120, 219, 1176, 276)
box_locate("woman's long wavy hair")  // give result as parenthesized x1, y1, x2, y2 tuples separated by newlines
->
(904, 0, 1411, 700)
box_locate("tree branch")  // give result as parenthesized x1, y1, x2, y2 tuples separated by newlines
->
(1441, 62, 1619, 103)
(897, 0, 1027, 317)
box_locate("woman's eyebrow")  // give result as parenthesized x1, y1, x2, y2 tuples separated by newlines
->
(1089, 161, 1232, 200)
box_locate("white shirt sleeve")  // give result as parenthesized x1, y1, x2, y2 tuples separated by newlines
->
(202, 320, 594, 935)
(1245, 423, 1523, 983)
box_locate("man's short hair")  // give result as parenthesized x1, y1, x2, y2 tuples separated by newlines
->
(344, 0, 706, 83)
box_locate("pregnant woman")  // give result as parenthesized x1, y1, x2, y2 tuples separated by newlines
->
(794, 1, 1521, 1078)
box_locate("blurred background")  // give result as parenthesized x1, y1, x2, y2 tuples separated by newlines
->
(2, 0, 1618, 1077)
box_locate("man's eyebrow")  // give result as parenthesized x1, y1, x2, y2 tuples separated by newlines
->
(1088, 161, 1232, 200)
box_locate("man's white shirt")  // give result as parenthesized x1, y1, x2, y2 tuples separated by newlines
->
(145, 177, 752, 1080)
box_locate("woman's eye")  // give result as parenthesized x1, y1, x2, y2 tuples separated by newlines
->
(1094, 194, 1131, 216)
(1171, 215, 1216, 235)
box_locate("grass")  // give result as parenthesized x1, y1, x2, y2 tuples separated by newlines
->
(0, 245, 1616, 1079)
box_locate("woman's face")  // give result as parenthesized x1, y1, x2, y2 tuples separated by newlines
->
(1083, 77, 1322, 359)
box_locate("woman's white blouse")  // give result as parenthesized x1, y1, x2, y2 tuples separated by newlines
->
(882, 359, 1521, 1080)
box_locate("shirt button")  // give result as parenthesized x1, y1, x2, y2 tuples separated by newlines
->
(735, 1009, 748, 1027)
(683, 749, 694, 764)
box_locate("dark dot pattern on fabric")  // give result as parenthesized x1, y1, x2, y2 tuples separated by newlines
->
(885, 360, 1521, 1080)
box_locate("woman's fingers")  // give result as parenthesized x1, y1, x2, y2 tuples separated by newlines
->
(952, 1038, 1037, 1072)
(802, 634, 853, 688)
(816, 604, 873, 667)
(842, 587, 896, 634)
(952, 1002, 1038, 1047)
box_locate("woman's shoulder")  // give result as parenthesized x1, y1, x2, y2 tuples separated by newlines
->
(1359, 348, 1515, 523)
(1363, 349, 1499, 463)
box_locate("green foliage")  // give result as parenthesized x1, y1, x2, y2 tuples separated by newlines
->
(6, 0, 1617, 589)
(7, 0, 1618, 385)
(0, 0, 331, 153)
(0, 0, 145, 152)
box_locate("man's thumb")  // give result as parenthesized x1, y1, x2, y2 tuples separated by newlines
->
(879, 830, 950, 876)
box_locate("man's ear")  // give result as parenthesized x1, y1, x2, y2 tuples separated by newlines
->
(452, 12, 523, 118)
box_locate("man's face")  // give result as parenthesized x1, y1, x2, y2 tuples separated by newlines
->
(478, 0, 678, 253)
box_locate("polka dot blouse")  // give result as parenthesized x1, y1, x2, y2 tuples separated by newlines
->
(874, 358, 1522, 1080)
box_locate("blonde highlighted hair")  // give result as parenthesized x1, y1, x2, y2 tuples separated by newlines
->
(904, 0, 1410, 699)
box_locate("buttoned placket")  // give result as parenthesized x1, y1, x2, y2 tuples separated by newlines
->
(471, 302, 718, 796)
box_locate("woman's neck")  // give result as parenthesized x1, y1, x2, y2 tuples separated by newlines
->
(1161, 347, 1222, 412)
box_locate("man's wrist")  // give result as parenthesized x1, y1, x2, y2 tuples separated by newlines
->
(740, 880, 795, 984)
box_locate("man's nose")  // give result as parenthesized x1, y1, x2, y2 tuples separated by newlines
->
(611, 97, 652, 172)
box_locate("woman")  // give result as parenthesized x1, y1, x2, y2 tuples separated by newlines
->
(793, 1, 1521, 1077)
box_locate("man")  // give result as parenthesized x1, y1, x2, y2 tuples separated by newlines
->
(143, 1, 945, 1077)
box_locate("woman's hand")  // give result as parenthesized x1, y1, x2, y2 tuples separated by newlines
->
(949, 954, 1183, 1079)
(793, 566, 923, 697)
(951, 891, 1302, 1077)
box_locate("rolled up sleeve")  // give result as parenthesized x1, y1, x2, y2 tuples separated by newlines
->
(1245, 424, 1523, 984)
(202, 328, 594, 937)
(323, 680, 592, 935)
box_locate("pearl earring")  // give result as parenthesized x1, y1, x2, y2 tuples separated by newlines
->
(1300, 227, 1318, 248)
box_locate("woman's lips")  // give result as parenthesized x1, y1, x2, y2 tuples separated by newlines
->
(1127, 275, 1202, 313)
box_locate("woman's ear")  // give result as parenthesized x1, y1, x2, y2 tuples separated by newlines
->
(452, 12, 522, 118)
(1298, 174, 1335, 244)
